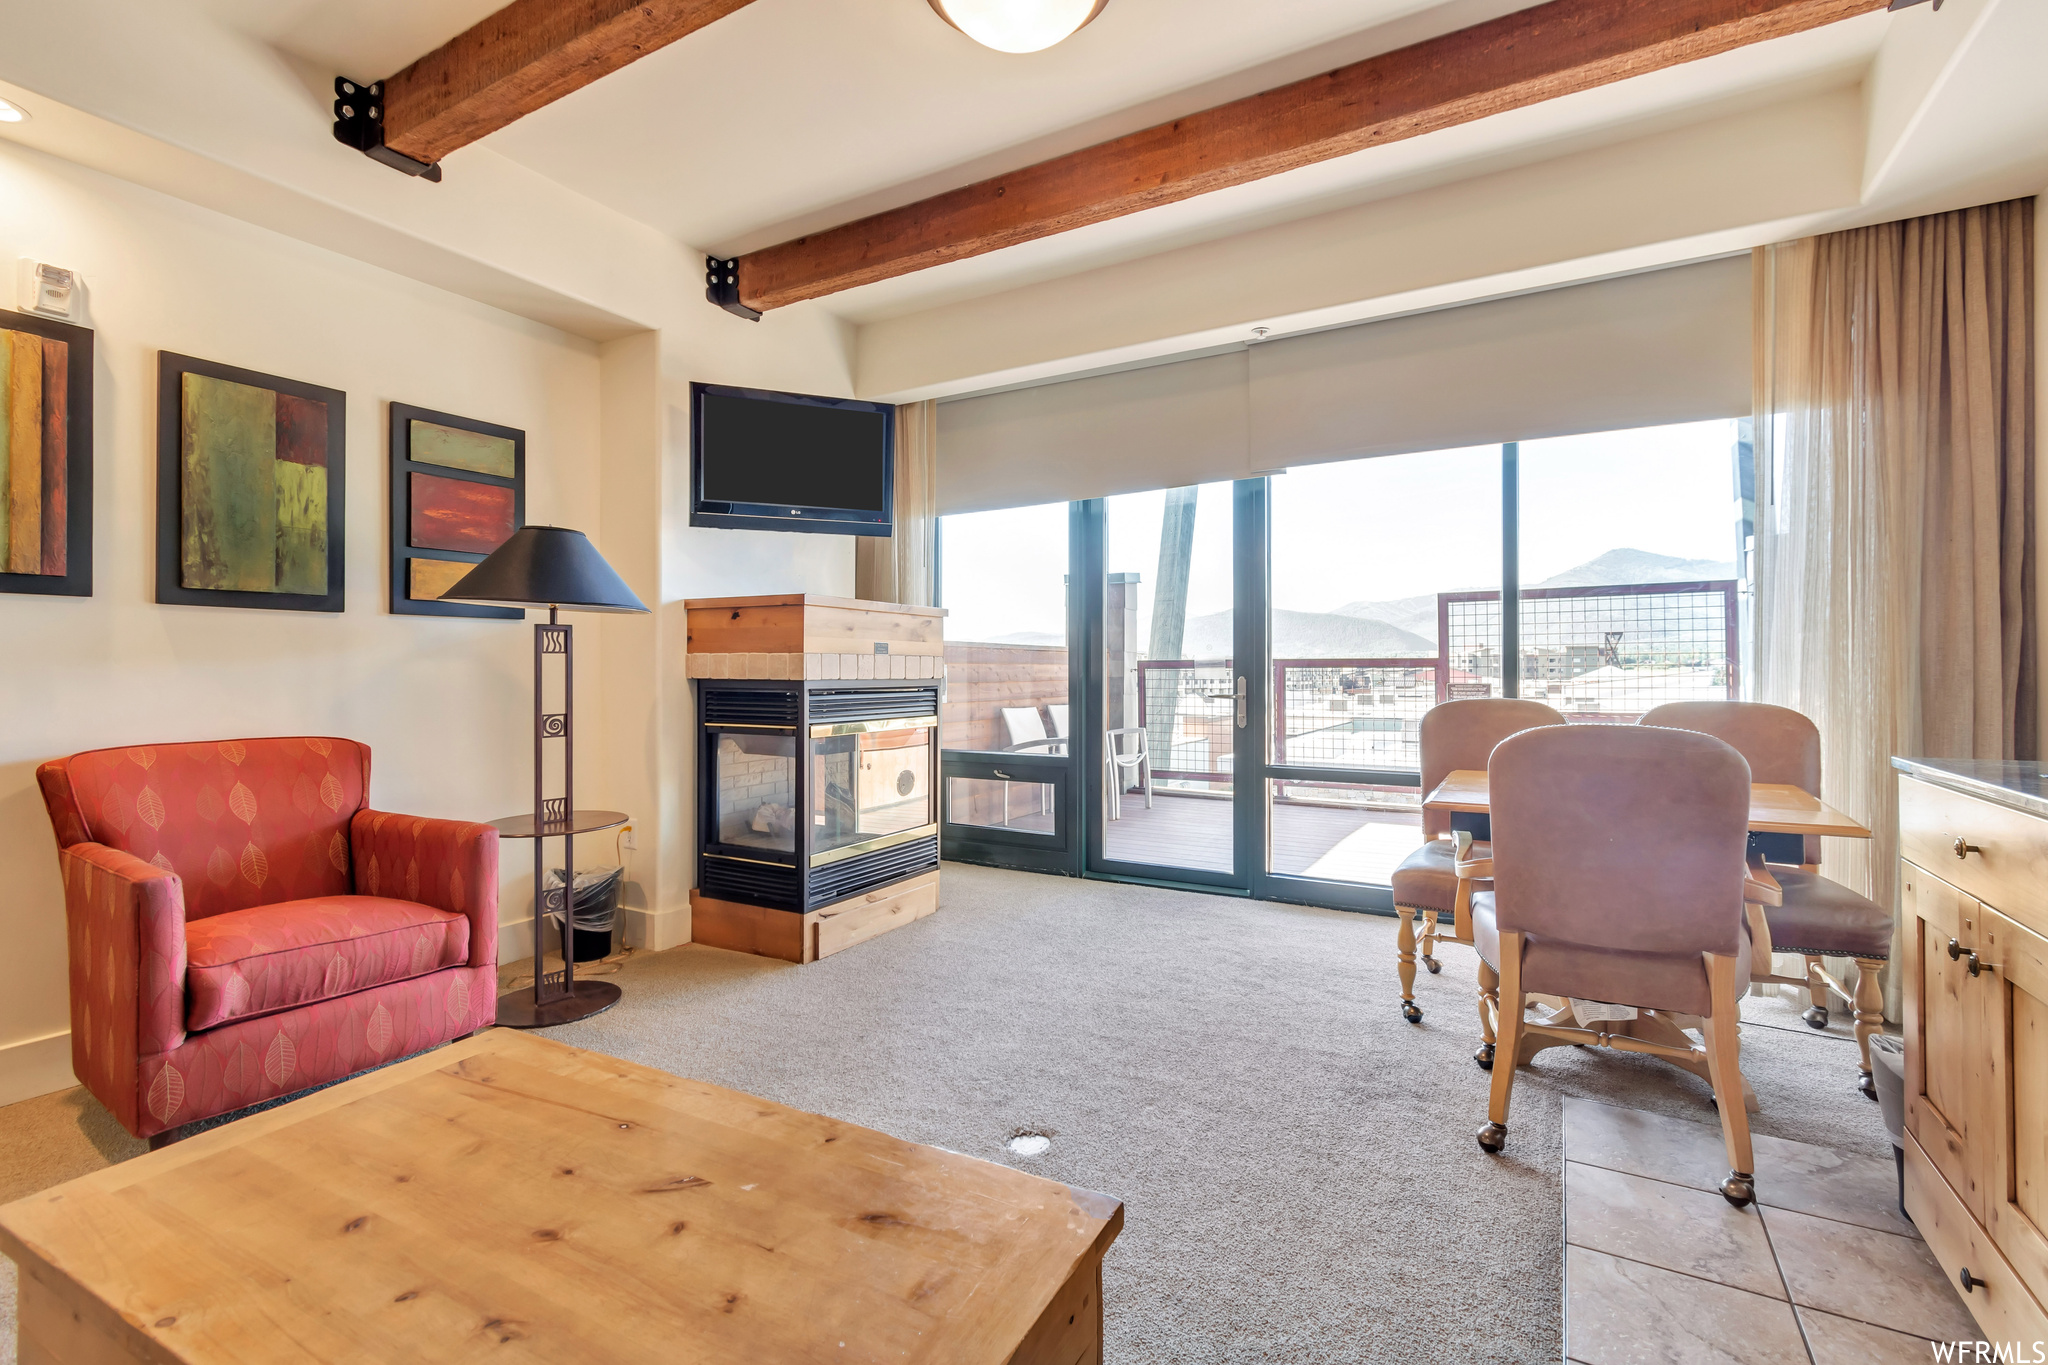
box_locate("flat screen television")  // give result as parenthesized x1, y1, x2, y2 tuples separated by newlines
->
(689, 382, 893, 536)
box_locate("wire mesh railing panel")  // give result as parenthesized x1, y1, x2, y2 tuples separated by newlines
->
(1444, 580, 1737, 721)
(1272, 662, 1439, 771)
(1135, 662, 1235, 784)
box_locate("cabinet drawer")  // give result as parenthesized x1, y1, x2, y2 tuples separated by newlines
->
(1907, 1132, 2048, 1347)
(1900, 777, 2048, 933)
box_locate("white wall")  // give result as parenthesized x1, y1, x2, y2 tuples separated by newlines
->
(0, 139, 616, 1104)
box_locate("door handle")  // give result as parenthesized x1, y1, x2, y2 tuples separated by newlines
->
(1235, 675, 1247, 729)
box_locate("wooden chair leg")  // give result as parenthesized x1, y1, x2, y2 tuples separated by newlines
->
(1419, 910, 1442, 975)
(1701, 951, 1755, 1207)
(1397, 908, 1421, 1023)
(1852, 957, 1886, 1100)
(1802, 954, 1830, 1028)
(1475, 958, 1499, 1071)
(1478, 932, 1524, 1153)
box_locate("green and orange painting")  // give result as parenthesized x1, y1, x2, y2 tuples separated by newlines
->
(180, 374, 327, 593)
(0, 327, 70, 576)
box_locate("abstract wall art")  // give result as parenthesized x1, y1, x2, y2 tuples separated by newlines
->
(388, 402, 524, 619)
(0, 309, 93, 598)
(156, 353, 346, 611)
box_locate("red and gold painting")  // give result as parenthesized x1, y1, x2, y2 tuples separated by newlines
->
(389, 403, 524, 619)
(1, 310, 92, 597)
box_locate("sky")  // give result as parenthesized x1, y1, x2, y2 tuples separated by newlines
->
(939, 418, 1742, 643)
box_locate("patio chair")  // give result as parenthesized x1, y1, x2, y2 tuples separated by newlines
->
(1475, 722, 1761, 1207)
(1047, 704, 1070, 749)
(999, 706, 1059, 817)
(1104, 727, 1152, 819)
(1391, 699, 1564, 1044)
(1641, 700, 1891, 1098)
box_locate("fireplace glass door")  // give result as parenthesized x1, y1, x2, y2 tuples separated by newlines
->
(711, 729, 798, 857)
(810, 718, 937, 864)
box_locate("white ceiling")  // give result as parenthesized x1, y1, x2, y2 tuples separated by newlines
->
(189, 0, 1897, 326)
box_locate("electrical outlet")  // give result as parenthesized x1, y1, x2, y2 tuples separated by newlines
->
(620, 825, 636, 850)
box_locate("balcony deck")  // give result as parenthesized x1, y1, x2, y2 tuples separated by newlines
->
(1104, 792, 1420, 882)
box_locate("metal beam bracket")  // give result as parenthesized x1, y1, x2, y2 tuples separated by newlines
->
(332, 77, 443, 182)
(705, 257, 761, 321)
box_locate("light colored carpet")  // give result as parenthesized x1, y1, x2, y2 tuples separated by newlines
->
(0, 863, 1893, 1363)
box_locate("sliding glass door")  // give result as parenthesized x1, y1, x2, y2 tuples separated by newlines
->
(1082, 482, 1250, 888)
(939, 417, 1747, 909)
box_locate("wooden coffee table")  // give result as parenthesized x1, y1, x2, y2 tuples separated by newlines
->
(1, 1031, 1122, 1364)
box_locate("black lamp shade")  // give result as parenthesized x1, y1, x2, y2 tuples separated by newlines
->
(439, 526, 649, 614)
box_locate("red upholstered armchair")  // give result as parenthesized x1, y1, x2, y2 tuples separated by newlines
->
(36, 737, 498, 1141)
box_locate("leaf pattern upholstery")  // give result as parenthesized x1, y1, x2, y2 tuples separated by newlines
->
(184, 896, 470, 1031)
(41, 738, 371, 920)
(37, 738, 500, 1139)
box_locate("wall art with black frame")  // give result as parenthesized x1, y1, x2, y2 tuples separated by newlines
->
(388, 401, 525, 619)
(155, 352, 346, 612)
(0, 309, 94, 598)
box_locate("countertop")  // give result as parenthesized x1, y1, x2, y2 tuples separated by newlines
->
(1892, 757, 2048, 820)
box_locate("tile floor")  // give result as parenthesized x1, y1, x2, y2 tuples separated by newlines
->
(1563, 1098, 1980, 1364)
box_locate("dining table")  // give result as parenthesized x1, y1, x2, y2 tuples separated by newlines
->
(1421, 767, 1873, 1108)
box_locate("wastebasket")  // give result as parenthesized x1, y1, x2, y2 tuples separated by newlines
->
(1868, 1034, 1908, 1219)
(546, 865, 625, 963)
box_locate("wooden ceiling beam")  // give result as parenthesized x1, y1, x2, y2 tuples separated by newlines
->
(377, 0, 760, 166)
(727, 0, 1885, 314)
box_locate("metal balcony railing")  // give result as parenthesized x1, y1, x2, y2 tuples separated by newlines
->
(1133, 580, 1739, 778)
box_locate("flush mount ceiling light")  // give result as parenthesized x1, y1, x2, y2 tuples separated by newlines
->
(928, 0, 1108, 53)
(0, 98, 29, 124)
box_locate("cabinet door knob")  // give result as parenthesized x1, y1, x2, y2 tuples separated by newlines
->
(1948, 937, 1965, 961)
(1960, 1267, 1984, 1294)
(1953, 836, 1982, 859)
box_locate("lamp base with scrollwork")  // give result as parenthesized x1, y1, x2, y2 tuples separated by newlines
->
(491, 609, 628, 1029)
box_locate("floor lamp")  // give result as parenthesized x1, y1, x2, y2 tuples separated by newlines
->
(442, 526, 648, 1028)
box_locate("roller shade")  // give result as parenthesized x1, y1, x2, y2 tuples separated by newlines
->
(936, 351, 1247, 515)
(936, 256, 1751, 514)
(1247, 255, 1752, 470)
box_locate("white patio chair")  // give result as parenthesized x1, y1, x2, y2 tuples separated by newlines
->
(1047, 704, 1070, 753)
(1000, 706, 1056, 818)
(1104, 726, 1153, 820)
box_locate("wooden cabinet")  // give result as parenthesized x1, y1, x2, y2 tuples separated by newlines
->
(1898, 767, 2048, 1343)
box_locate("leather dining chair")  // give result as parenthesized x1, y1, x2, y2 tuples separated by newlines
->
(1474, 723, 1761, 1207)
(1391, 699, 1564, 1039)
(1640, 701, 1892, 1098)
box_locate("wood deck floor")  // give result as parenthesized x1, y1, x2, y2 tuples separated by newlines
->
(1102, 793, 1419, 880)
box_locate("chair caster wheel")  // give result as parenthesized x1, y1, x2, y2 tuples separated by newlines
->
(1423, 957, 1442, 975)
(1858, 1071, 1877, 1100)
(1719, 1172, 1755, 1208)
(1803, 1006, 1829, 1029)
(1477, 1122, 1507, 1154)
(1402, 1002, 1423, 1024)
(1474, 1043, 1495, 1071)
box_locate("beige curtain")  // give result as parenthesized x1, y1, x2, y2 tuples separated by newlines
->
(855, 400, 939, 606)
(1755, 199, 2036, 1009)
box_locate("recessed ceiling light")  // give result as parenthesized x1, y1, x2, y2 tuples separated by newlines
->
(0, 99, 29, 124)
(928, 0, 1107, 54)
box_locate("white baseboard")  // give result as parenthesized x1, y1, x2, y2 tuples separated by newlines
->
(622, 902, 689, 952)
(0, 1031, 77, 1107)
(499, 915, 534, 965)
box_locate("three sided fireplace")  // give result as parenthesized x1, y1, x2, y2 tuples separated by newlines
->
(698, 679, 941, 912)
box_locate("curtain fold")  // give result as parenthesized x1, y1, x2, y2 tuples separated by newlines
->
(855, 400, 939, 607)
(1755, 199, 2036, 1011)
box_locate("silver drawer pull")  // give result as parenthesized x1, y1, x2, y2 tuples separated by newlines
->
(1953, 836, 1982, 860)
